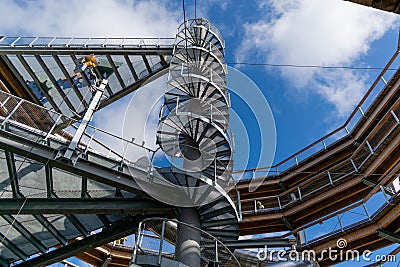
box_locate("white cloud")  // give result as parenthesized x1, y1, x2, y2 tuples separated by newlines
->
(92, 77, 166, 162)
(0, 0, 180, 37)
(236, 0, 398, 116)
(0, 0, 180, 160)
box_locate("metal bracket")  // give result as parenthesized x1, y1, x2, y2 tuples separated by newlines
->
(60, 78, 108, 165)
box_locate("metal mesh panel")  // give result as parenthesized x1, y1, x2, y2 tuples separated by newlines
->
(0, 217, 39, 257)
(369, 114, 397, 150)
(14, 156, 47, 198)
(73, 215, 104, 232)
(301, 173, 331, 198)
(52, 168, 82, 198)
(43, 214, 80, 240)
(16, 215, 60, 248)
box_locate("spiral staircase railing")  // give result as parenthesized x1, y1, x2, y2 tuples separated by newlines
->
(156, 18, 233, 193)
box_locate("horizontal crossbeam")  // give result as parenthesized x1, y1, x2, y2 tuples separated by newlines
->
(0, 198, 173, 214)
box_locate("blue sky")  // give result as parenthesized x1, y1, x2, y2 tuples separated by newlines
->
(1, 0, 399, 266)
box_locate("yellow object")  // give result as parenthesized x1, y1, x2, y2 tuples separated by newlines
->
(115, 237, 127, 245)
(84, 54, 97, 67)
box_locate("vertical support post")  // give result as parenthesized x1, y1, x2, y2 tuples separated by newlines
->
(215, 240, 219, 263)
(358, 106, 365, 116)
(297, 186, 302, 200)
(322, 140, 327, 150)
(327, 171, 333, 185)
(380, 75, 388, 85)
(380, 185, 390, 204)
(44, 114, 62, 141)
(337, 214, 344, 231)
(277, 196, 282, 209)
(366, 140, 374, 154)
(45, 165, 54, 198)
(236, 188, 242, 221)
(214, 158, 217, 184)
(158, 220, 166, 265)
(130, 222, 143, 266)
(350, 158, 358, 172)
(176, 208, 201, 267)
(362, 202, 370, 220)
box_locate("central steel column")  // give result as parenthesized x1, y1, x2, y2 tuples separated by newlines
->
(175, 207, 201, 267)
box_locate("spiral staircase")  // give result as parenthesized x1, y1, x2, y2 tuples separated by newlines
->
(148, 18, 239, 266)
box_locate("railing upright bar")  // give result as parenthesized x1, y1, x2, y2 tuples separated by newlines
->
(158, 220, 166, 265)
(44, 114, 62, 141)
(1, 99, 23, 127)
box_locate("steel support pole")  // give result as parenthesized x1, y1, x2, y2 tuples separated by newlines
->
(176, 208, 201, 267)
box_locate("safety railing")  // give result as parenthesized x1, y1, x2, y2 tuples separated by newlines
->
(233, 48, 399, 180)
(0, 89, 154, 166)
(237, 97, 400, 215)
(177, 18, 226, 49)
(131, 218, 240, 267)
(0, 36, 175, 48)
(293, 174, 400, 246)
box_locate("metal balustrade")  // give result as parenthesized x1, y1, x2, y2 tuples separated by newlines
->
(131, 218, 240, 267)
(0, 37, 175, 48)
(233, 49, 399, 180)
(237, 99, 400, 216)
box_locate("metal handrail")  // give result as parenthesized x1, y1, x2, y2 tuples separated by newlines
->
(238, 100, 399, 215)
(233, 46, 400, 176)
(0, 36, 175, 48)
(131, 217, 240, 266)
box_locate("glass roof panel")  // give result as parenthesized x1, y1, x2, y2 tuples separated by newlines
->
(40, 56, 84, 114)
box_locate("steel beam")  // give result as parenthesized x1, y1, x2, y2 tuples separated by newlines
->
(65, 214, 88, 238)
(52, 55, 87, 108)
(1, 214, 47, 253)
(141, 55, 152, 74)
(106, 55, 125, 88)
(14, 215, 147, 267)
(0, 198, 173, 214)
(0, 55, 40, 105)
(45, 164, 54, 198)
(124, 55, 139, 81)
(377, 229, 400, 243)
(159, 55, 168, 67)
(16, 54, 62, 113)
(0, 231, 28, 260)
(5, 150, 22, 198)
(34, 55, 77, 113)
(33, 214, 67, 245)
